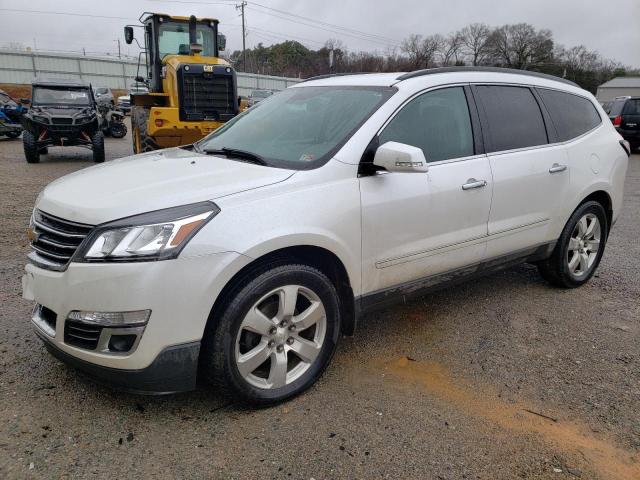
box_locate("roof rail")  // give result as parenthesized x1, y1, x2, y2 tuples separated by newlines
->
(299, 72, 371, 83)
(396, 67, 579, 87)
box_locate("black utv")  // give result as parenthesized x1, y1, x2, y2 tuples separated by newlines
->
(21, 78, 104, 163)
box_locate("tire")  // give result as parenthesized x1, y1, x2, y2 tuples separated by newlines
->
(131, 106, 158, 153)
(6, 130, 21, 139)
(109, 122, 127, 139)
(23, 130, 40, 163)
(91, 130, 105, 163)
(201, 264, 341, 405)
(538, 201, 608, 288)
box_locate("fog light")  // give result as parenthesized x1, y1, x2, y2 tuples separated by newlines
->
(67, 310, 150, 327)
(108, 334, 137, 352)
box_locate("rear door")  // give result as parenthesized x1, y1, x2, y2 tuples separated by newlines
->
(473, 84, 569, 259)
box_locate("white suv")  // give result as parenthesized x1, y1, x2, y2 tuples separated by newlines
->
(23, 67, 630, 404)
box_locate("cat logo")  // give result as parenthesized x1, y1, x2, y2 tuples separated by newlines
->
(203, 65, 214, 73)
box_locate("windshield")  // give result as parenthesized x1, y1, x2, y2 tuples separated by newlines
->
(158, 20, 215, 58)
(33, 87, 91, 106)
(198, 86, 395, 169)
(95, 88, 108, 95)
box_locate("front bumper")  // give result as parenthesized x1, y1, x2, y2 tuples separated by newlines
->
(36, 329, 200, 394)
(23, 251, 251, 390)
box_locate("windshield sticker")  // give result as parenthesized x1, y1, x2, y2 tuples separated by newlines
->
(299, 153, 315, 162)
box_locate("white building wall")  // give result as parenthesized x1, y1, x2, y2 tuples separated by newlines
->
(0, 50, 300, 93)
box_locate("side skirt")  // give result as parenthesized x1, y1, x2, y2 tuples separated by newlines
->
(354, 241, 555, 321)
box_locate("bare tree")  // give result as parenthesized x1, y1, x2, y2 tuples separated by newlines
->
(458, 23, 491, 66)
(401, 34, 443, 69)
(487, 23, 554, 69)
(440, 32, 463, 66)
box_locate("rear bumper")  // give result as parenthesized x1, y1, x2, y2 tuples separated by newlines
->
(616, 128, 640, 142)
(36, 328, 200, 395)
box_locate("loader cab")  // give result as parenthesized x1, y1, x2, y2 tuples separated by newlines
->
(123, 13, 237, 153)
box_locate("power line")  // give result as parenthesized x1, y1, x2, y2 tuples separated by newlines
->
(249, 2, 401, 46)
(0, 8, 135, 21)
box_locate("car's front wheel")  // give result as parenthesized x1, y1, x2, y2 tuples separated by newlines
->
(91, 130, 105, 163)
(538, 201, 607, 288)
(23, 130, 40, 163)
(202, 264, 341, 405)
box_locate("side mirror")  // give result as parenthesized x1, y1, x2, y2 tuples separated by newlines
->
(217, 33, 226, 52)
(20, 98, 31, 105)
(373, 141, 429, 173)
(124, 26, 134, 45)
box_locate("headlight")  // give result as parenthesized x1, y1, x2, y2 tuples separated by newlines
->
(32, 115, 48, 123)
(78, 202, 220, 262)
(75, 115, 93, 124)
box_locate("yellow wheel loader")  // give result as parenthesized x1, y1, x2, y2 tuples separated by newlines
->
(124, 13, 238, 153)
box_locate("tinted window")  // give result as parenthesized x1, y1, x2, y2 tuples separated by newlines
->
(379, 87, 474, 162)
(608, 99, 626, 117)
(623, 99, 640, 115)
(538, 89, 601, 141)
(475, 85, 547, 152)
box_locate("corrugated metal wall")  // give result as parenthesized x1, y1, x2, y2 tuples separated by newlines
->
(596, 87, 640, 102)
(0, 50, 300, 95)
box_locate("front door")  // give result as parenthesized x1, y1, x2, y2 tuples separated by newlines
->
(359, 86, 493, 301)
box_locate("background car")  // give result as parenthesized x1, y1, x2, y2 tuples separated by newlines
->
(608, 96, 640, 150)
(247, 89, 273, 107)
(94, 87, 114, 106)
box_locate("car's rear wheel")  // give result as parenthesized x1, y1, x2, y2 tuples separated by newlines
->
(109, 122, 127, 139)
(202, 264, 341, 405)
(538, 201, 607, 288)
(91, 130, 105, 163)
(23, 130, 40, 163)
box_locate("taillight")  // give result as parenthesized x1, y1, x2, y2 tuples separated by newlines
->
(613, 115, 622, 126)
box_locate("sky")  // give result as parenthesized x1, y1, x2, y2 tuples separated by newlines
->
(0, 0, 638, 67)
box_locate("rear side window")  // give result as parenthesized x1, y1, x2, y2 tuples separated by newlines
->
(378, 86, 474, 162)
(537, 89, 601, 142)
(608, 99, 626, 117)
(475, 85, 548, 152)
(623, 99, 640, 115)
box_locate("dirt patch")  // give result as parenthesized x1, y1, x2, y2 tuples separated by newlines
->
(381, 356, 640, 480)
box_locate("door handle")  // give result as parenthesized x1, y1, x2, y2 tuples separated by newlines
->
(549, 163, 567, 174)
(462, 178, 487, 190)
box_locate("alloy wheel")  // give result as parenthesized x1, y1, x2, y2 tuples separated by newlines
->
(234, 285, 327, 389)
(567, 213, 601, 277)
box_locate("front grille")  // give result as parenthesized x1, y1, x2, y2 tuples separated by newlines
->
(181, 74, 234, 120)
(64, 320, 103, 350)
(29, 210, 93, 271)
(51, 117, 73, 125)
(46, 125, 78, 135)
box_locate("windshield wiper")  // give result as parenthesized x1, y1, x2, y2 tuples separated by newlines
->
(202, 147, 267, 165)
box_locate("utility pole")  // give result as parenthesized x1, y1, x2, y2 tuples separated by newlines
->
(236, 1, 247, 71)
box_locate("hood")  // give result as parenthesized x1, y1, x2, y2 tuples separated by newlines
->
(37, 148, 295, 224)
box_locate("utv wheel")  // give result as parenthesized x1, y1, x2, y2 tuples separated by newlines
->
(202, 264, 341, 405)
(538, 201, 607, 288)
(131, 106, 158, 153)
(91, 130, 105, 163)
(6, 130, 21, 139)
(23, 130, 40, 163)
(109, 122, 127, 139)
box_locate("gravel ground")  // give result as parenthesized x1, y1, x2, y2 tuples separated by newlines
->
(0, 124, 639, 479)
